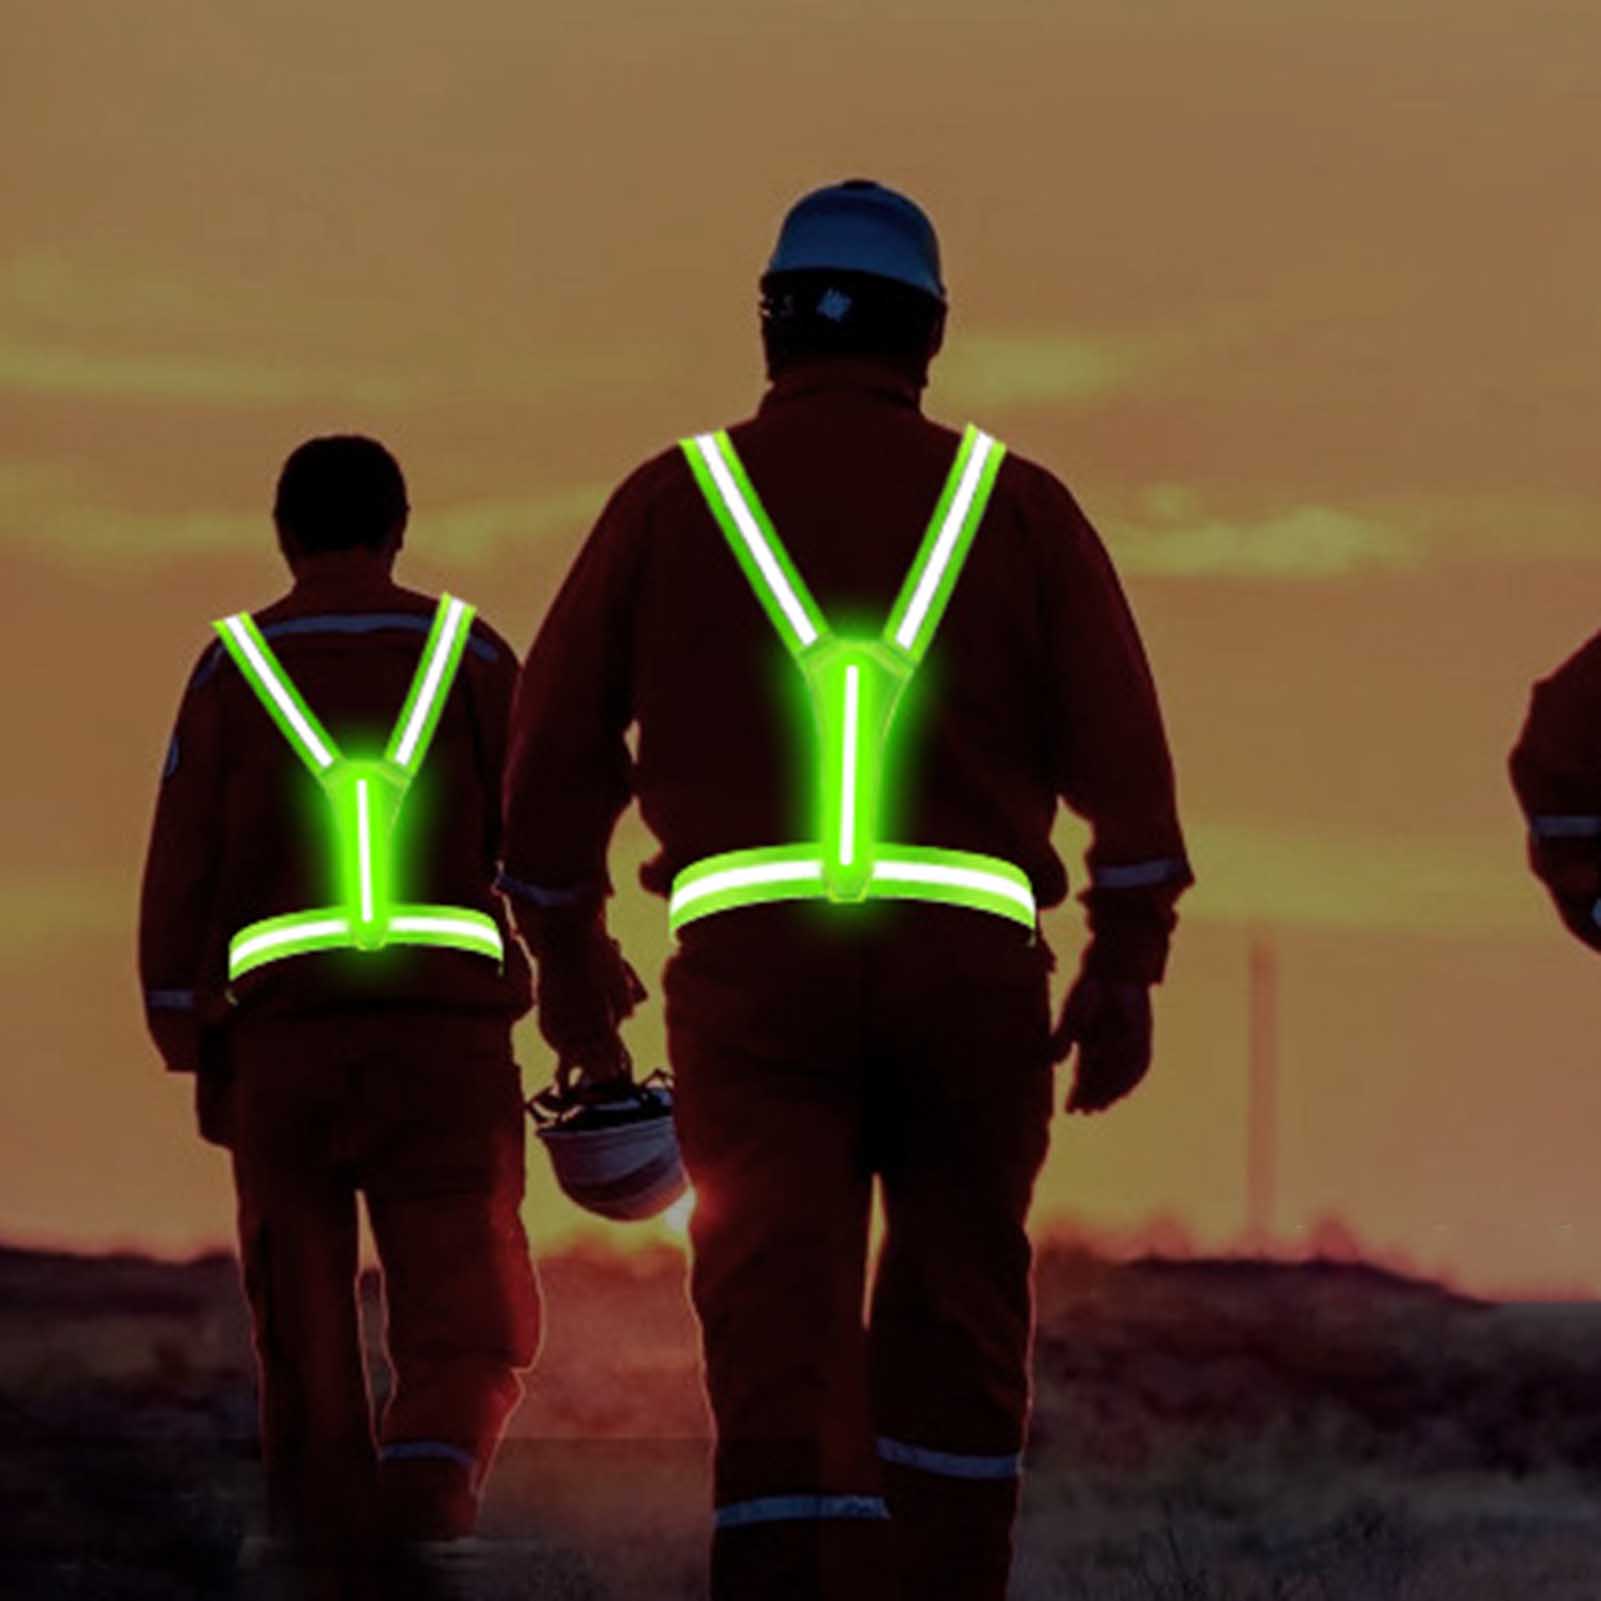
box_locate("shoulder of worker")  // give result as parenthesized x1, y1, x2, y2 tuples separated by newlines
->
(549, 439, 722, 564)
(975, 440, 1119, 587)
(598, 440, 703, 522)
(395, 584, 519, 668)
(1527, 628, 1601, 706)
(987, 440, 1097, 525)
(193, 585, 518, 685)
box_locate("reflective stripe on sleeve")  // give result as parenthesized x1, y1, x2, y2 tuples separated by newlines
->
(713, 1494, 891, 1530)
(876, 1435, 1022, 1480)
(1529, 815, 1601, 839)
(145, 988, 196, 1011)
(494, 871, 603, 908)
(1090, 857, 1188, 890)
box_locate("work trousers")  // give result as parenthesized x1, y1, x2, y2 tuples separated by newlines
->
(664, 900, 1057, 1601)
(226, 1009, 541, 1556)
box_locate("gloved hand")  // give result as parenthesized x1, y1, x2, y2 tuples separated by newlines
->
(1049, 973, 1153, 1115)
(535, 929, 648, 1084)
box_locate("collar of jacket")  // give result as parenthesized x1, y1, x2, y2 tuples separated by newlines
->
(287, 550, 405, 604)
(758, 355, 926, 415)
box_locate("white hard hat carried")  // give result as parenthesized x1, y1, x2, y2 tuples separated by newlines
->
(527, 1051, 688, 1222)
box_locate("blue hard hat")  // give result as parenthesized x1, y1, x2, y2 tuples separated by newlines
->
(765, 178, 946, 305)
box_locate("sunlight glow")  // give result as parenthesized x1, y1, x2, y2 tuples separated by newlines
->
(659, 1187, 697, 1239)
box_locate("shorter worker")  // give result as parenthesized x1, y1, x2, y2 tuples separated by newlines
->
(138, 435, 546, 1592)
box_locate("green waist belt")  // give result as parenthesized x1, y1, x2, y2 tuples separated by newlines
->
(668, 844, 1036, 935)
(229, 903, 504, 980)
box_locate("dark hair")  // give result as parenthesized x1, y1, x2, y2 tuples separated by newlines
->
(759, 268, 946, 382)
(273, 434, 409, 555)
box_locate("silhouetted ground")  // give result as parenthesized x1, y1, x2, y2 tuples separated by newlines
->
(5, 1239, 1601, 1597)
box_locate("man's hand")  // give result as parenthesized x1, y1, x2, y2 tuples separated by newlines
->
(536, 930, 648, 1078)
(1049, 974, 1153, 1115)
(554, 1045, 635, 1102)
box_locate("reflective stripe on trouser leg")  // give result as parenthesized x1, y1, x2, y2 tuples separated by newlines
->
(875, 1436, 1022, 1480)
(664, 937, 890, 1601)
(866, 933, 1054, 1601)
(715, 1494, 889, 1529)
(376, 1438, 482, 1540)
(379, 1439, 477, 1480)
(365, 1024, 538, 1543)
(710, 1500, 894, 1601)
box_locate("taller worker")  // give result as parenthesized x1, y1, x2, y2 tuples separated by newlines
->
(500, 178, 1194, 1601)
(138, 436, 542, 1590)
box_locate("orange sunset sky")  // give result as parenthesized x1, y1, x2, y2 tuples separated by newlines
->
(5, 0, 1601, 1297)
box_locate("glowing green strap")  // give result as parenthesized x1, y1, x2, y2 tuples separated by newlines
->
(679, 424, 1006, 670)
(214, 595, 503, 975)
(683, 432, 827, 656)
(882, 425, 1007, 663)
(214, 612, 340, 774)
(668, 845, 1036, 934)
(385, 593, 475, 775)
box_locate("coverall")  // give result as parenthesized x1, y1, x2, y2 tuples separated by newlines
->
(138, 559, 540, 1554)
(1509, 630, 1601, 949)
(501, 355, 1192, 1599)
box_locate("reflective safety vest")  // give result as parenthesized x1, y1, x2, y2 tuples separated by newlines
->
(213, 594, 505, 980)
(668, 424, 1038, 936)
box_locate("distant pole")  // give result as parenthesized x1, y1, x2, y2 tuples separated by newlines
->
(1247, 932, 1278, 1251)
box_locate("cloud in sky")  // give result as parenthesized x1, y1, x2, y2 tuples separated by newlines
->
(6, 455, 1597, 584)
(0, 462, 609, 568)
(1098, 487, 1601, 580)
(937, 332, 1140, 410)
(425, 487, 613, 564)
(1106, 486, 1423, 580)
(0, 873, 130, 957)
(0, 341, 427, 410)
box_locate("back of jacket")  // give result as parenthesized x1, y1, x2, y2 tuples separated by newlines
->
(140, 562, 533, 1074)
(501, 355, 1193, 982)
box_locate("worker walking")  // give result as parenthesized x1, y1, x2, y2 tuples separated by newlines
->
(500, 178, 1193, 1601)
(138, 436, 541, 1596)
(1509, 631, 1601, 950)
